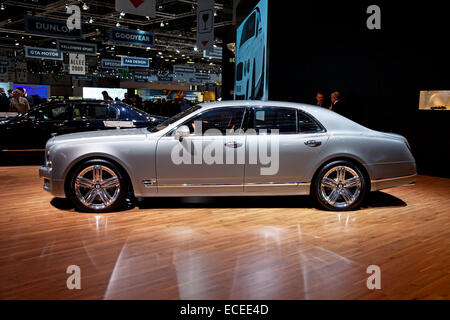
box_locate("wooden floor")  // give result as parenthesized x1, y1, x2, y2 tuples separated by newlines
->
(0, 166, 449, 300)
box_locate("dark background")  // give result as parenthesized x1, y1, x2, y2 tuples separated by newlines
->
(224, 0, 450, 178)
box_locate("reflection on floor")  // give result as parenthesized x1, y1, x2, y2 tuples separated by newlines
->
(0, 166, 449, 299)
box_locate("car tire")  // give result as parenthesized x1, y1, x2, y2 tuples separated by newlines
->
(311, 160, 367, 211)
(67, 159, 128, 213)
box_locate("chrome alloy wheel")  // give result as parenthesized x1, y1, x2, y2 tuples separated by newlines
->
(74, 165, 121, 210)
(320, 165, 362, 209)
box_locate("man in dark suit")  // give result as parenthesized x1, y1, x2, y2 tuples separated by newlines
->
(315, 92, 326, 107)
(329, 91, 346, 116)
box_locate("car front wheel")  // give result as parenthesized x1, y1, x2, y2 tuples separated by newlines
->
(312, 160, 367, 211)
(67, 159, 128, 213)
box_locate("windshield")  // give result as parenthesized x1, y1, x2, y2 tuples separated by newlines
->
(148, 105, 202, 132)
(240, 12, 256, 47)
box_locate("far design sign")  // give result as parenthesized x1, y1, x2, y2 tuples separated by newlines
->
(121, 56, 149, 68)
(69, 53, 86, 75)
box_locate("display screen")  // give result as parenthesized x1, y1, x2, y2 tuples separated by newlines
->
(83, 87, 127, 100)
(234, 0, 268, 101)
(13, 84, 50, 99)
(419, 90, 449, 111)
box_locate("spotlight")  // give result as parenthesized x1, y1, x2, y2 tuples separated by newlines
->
(193, 46, 198, 51)
(120, 11, 125, 17)
(0, 3, 5, 10)
(160, 21, 165, 27)
(82, 3, 89, 10)
(88, 17, 94, 23)
(116, 22, 120, 27)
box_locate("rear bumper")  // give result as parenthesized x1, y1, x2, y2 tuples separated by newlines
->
(39, 166, 66, 198)
(370, 174, 417, 191)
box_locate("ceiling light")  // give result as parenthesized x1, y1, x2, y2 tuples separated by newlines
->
(82, 3, 89, 10)
(160, 21, 165, 27)
(116, 22, 120, 27)
(120, 11, 125, 17)
(158, 52, 162, 55)
(193, 47, 198, 51)
(146, 16, 150, 20)
(0, 3, 5, 10)
(88, 17, 94, 23)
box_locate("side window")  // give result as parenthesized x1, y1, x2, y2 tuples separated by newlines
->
(254, 107, 297, 134)
(35, 104, 70, 121)
(72, 104, 109, 120)
(182, 107, 245, 135)
(107, 106, 118, 120)
(297, 111, 324, 133)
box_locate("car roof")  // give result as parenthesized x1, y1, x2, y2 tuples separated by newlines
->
(196, 100, 370, 133)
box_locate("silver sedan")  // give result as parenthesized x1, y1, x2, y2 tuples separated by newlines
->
(39, 101, 416, 212)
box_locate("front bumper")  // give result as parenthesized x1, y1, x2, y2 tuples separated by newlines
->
(39, 166, 66, 198)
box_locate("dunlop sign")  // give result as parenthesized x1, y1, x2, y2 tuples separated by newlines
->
(24, 15, 82, 39)
(110, 27, 154, 47)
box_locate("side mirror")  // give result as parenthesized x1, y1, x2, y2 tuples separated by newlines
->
(174, 125, 190, 141)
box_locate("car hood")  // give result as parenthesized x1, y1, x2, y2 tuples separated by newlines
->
(51, 128, 147, 145)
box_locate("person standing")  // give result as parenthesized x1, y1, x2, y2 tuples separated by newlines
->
(315, 92, 326, 107)
(0, 88, 9, 112)
(329, 91, 345, 115)
(122, 93, 132, 105)
(102, 91, 113, 101)
(9, 89, 30, 114)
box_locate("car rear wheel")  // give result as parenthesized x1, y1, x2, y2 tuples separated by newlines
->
(68, 159, 128, 213)
(312, 160, 367, 211)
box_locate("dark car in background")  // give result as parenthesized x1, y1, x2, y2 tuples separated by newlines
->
(0, 99, 167, 153)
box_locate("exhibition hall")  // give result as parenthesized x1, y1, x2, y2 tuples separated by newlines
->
(0, 0, 449, 306)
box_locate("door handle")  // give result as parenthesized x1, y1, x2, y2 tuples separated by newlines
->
(225, 141, 243, 148)
(304, 140, 322, 147)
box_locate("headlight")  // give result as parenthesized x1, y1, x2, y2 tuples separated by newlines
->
(45, 150, 52, 167)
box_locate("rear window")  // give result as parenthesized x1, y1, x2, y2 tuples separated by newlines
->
(297, 111, 325, 133)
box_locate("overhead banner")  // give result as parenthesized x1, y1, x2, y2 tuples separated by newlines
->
(195, 72, 211, 81)
(134, 71, 150, 83)
(15, 62, 27, 83)
(101, 59, 127, 70)
(73, 75, 92, 81)
(196, 0, 215, 51)
(121, 56, 149, 68)
(69, 53, 86, 75)
(173, 65, 195, 74)
(203, 47, 222, 59)
(0, 66, 8, 82)
(57, 40, 97, 56)
(115, 0, 156, 18)
(25, 46, 63, 60)
(24, 15, 82, 39)
(110, 27, 154, 47)
(157, 75, 173, 82)
(0, 57, 10, 67)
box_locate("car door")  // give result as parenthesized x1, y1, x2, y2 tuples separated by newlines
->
(244, 106, 329, 194)
(66, 103, 118, 133)
(8, 103, 72, 149)
(0, 110, 44, 150)
(155, 107, 247, 195)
